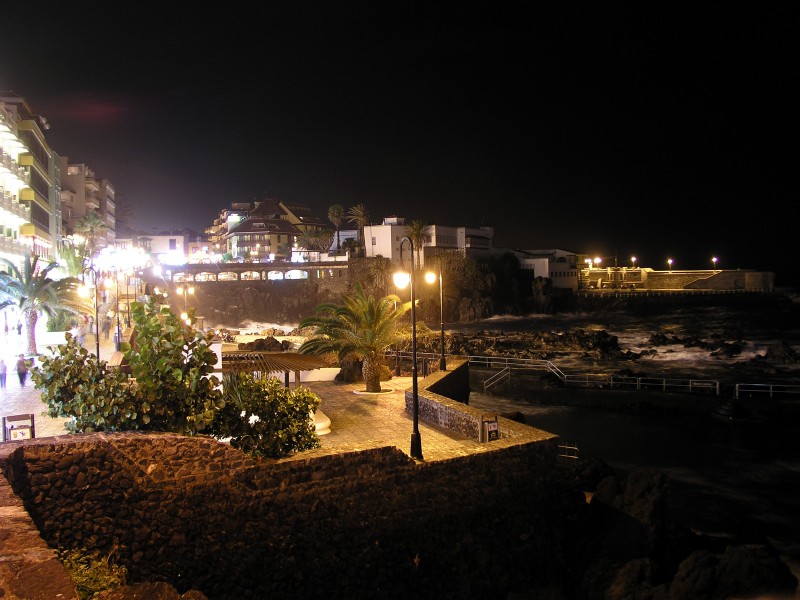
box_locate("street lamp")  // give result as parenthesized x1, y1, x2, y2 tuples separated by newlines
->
(594, 257, 602, 268)
(105, 272, 122, 351)
(424, 257, 446, 371)
(393, 236, 423, 460)
(667, 258, 673, 272)
(80, 267, 100, 358)
(712, 257, 718, 271)
(631, 256, 637, 269)
(176, 285, 195, 312)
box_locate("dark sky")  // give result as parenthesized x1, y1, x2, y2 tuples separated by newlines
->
(1, 3, 797, 283)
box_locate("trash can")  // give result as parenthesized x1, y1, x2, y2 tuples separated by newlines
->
(481, 414, 499, 442)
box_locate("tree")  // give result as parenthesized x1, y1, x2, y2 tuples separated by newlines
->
(58, 237, 89, 277)
(327, 203, 346, 251)
(405, 220, 429, 267)
(347, 203, 369, 257)
(299, 285, 406, 392)
(73, 212, 108, 262)
(298, 229, 335, 253)
(0, 252, 87, 355)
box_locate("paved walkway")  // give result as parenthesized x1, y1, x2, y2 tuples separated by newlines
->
(1, 331, 491, 461)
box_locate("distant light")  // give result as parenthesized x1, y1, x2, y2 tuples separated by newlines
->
(424, 272, 436, 284)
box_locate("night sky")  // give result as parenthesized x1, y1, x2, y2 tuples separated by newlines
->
(1, 3, 796, 284)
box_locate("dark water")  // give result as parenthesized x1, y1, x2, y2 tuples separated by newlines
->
(464, 295, 800, 575)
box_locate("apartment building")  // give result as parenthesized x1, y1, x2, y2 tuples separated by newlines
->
(60, 157, 116, 246)
(0, 94, 59, 263)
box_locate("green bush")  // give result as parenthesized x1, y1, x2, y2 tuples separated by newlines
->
(57, 547, 127, 599)
(210, 373, 321, 458)
(32, 334, 133, 433)
(124, 298, 223, 435)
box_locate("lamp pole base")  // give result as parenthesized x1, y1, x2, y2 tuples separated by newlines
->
(410, 433, 423, 460)
(439, 357, 447, 371)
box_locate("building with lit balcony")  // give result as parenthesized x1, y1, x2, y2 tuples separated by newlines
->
(1, 94, 62, 264)
(59, 158, 116, 247)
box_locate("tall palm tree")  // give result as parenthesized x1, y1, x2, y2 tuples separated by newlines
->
(327, 204, 345, 251)
(298, 285, 407, 392)
(347, 204, 369, 257)
(73, 211, 108, 263)
(405, 220, 429, 267)
(0, 252, 88, 355)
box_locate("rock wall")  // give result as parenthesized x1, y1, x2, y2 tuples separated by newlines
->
(1, 433, 567, 600)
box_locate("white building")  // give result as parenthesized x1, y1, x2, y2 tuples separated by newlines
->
(363, 217, 493, 267)
(511, 248, 581, 292)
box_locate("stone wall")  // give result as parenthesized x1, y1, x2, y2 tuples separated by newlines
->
(407, 358, 559, 444)
(1, 428, 562, 599)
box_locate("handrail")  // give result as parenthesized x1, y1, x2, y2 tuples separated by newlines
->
(483, 367, 511, 392)
(735, 383, 800, 400)
(386, 350, 799, 399)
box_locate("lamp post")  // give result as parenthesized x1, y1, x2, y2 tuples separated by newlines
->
(631, 256, 637, 269)
(712, 257, 718, 271)
(81, 267, 100, 358)
(667, 258, 673, 272)
(424, 257, 446, 371)
(106, 272, 122, 351)
(393, 236, 423, 460)
(176, 285, 195, 313)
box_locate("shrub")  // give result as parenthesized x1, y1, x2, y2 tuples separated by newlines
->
(32, 333, 133, 433)
(57, 547, 127, 600)
(210, 373, 321, 458)
(124, 298, 223, 435)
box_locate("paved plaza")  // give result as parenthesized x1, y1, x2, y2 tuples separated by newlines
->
(1, 330, 492, 461)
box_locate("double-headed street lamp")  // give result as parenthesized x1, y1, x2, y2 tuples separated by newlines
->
(80, 266, 101, 359)
(393, 236, 423, 461)
(424, 257, 447, 371)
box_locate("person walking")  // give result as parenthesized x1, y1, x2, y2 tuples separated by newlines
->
(15, 354, 28, 387)
(0, 358, 7, 389)
(102, 315, 112, 340)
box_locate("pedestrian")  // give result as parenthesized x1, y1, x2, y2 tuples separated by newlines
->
(102, 315, 112, 340)
(15, 354, 28, 387)
(0, 359, 6, 389)
(16, 320, 22, 335)
(76, 323, 86, 347)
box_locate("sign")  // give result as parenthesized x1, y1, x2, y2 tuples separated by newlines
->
(8, 426, 32, 441)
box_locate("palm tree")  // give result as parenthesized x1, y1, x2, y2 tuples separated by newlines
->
(58, 237, 88, 277)
(365, 257, 394, 297)
(298, 229, 335, 253)
(347, 204, 369, 257)
(327, 204, 345, 251)
(73, 211, 108, 263)
(298, 285, 407, 392)
(0, 252, 88, 355)
(405, 220, 429, 267)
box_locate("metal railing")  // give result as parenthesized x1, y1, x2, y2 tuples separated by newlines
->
(387, 351, 800, 400)
(483, 367, 511, 392)
(735, 383, 800, 400)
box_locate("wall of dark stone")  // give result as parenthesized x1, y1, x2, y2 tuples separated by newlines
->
(2, 432, 565, 600)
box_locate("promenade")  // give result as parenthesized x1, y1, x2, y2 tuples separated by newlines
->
(1, 330, 491, 461)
